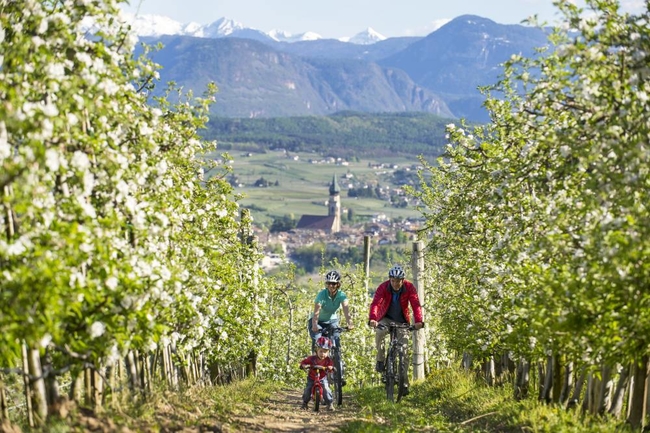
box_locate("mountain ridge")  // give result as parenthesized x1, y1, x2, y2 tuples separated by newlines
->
(139, 15, 552, 122)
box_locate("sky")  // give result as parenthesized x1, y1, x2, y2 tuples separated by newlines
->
(119, 0, 579, 39)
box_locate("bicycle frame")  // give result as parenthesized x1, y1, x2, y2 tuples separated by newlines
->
(378, 322, 413, 402)
(303, 364, 331, 412)
(320, 326, 349, 406)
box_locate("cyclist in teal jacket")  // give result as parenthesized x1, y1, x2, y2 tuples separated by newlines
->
(308, 270, 354, 386)
(309, 270, 354, 354)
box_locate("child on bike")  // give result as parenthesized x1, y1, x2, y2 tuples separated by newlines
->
(299, 336, 335, 411)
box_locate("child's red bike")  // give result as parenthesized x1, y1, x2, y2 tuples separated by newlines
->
(302, 364, 334, 412)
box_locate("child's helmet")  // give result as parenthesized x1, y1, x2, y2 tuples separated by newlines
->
(316, 336, 333, 350)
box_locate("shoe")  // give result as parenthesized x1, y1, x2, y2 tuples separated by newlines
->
(402, 386, 410, 396)
(301, 402, 308, 410)
(341, 378, 347, 387)
(375, 361, 384, 372)
(327, 403, 335, 411)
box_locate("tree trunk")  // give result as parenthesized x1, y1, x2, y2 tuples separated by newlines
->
(552, 355, 562, 403)
(84, 367, 92, 407)
(581, 373, 594, 414)
(0, 375, 8, 420)
(69, 371, 83, 403)
(514, 359, 530, 400)
(245, 350, 257, 378)
(27, 347, 48, 425)
(627, 355, 648, 429)
(568, 367, 586, 409)
(540, 354, 553, 403)
(560, 361, 573, 406)
(462, 353, 472, 371)
(608, 364, 630, 418)
(125, 351, 139, 393)
(597, 365, 613, 415)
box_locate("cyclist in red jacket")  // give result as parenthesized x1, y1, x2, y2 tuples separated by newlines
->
(368, 265, 424, 394)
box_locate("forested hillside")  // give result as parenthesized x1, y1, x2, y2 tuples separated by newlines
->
(204, 111, 453, 157)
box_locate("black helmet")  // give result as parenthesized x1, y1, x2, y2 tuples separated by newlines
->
(325, 270, 341, 283)
(388, 265, 405, 279)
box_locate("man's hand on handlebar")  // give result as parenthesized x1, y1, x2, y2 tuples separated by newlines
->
(368, 320, 378, 328)
(414, 322, 424, 330)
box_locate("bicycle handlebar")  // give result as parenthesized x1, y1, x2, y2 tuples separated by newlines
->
(376, 322, 415, 331)
(302, 364, 335, 371)
(319, 326, 350, 337)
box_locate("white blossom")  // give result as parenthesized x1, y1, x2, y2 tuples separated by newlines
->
(90, 321, 106, 339)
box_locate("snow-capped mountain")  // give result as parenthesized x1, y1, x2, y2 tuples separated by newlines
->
(268, 29, 323, 42)
(122, 13, 191, 37)
(121, 13, 383, 44)
(348, 27, 386, 45)
(122, 13, 245, 38)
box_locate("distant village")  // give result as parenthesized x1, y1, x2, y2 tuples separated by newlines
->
(248, 171, 425, 271)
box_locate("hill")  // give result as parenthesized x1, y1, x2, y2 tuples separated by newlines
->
(143, 15, 552, 122)
(204, 111, 452, 158)
(145, 36, 453, 119)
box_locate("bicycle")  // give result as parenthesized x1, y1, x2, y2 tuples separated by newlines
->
(377, 322, 414, 402)
(320, 325, 350, 406)
(302, 364, 334, 412)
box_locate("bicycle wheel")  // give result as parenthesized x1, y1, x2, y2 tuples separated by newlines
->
(396, 350, 407, 402)
(333, 350, 343, 406)
(313, 385, 321, 412)
(385, 352, 395, 402)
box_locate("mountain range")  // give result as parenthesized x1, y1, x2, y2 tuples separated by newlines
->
(131, 14, 552, 122)
(124, 13, 388, 44)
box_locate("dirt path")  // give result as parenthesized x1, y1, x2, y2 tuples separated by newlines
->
(223, 387, 364, 433)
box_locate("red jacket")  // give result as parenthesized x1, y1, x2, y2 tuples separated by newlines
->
(299, 355, 333, 381)
(368, 279, 424, 324)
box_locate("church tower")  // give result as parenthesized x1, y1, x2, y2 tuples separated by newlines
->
(328, 174, 341, 233)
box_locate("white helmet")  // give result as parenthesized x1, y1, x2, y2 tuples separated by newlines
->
(325, 270, 341, 283)
(388, 265, 405, 279)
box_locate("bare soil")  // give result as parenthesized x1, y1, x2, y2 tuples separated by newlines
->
(222, 387, 363, 433)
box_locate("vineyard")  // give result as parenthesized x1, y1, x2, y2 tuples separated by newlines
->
(2, 0, 650, 431)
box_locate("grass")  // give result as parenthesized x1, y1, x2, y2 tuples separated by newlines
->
(13, 368, 633, 432)
(339, 368, 634, 433)
(207, 149, 426, 225)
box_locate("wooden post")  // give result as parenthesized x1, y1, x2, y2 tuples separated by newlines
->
(363, 235, 371, 294)
(1, 374, 9, 420)
(27, 347, 47, 425)
(21, 344, 34, 428)
(411, 241, 426, 381)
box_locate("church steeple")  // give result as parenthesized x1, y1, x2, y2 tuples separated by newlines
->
(329, 173, 340, 195)
(328, 174, 341, 233)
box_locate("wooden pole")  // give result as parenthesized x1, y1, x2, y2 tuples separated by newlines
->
(21, 344, 34, 428)
(0, 374, 8, 420)
(411, 241, 426, 381)
(363, 235, 371, 294)
(27, 347, 47, 425)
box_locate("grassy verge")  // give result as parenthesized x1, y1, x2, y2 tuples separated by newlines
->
(22, 370, 635, 432)
(340, 368, 633, 433)
(20, 378, 282, 432)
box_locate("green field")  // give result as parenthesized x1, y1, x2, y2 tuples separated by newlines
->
(209, 149, 428, 226)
